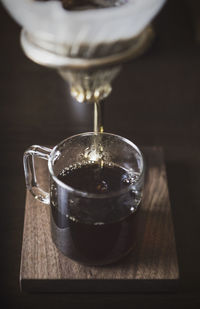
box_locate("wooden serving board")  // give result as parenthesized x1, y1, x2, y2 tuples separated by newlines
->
(20, 147, 179, 293)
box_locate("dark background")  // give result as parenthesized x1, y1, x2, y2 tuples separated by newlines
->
(0, 0, 200, 308)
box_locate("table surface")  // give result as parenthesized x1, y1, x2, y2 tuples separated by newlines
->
(1, 0, 200, 308)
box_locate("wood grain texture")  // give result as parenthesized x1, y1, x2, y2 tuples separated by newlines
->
(20, 147, 179, 292)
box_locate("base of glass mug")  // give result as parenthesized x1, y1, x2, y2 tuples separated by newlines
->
(50, 214, 136, 266)
(54, 237, 135, 266)
(72, 245, 135, 267)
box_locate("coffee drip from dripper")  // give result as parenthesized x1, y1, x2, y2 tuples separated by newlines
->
(2, 0, 166, 131)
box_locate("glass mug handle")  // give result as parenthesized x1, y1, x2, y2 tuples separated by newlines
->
(23, 145, 52, 204)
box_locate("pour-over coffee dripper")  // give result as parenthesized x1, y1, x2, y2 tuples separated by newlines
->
(2, 0, 166, 129)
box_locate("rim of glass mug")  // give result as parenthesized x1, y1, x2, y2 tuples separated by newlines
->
(48, 132, 144, 199)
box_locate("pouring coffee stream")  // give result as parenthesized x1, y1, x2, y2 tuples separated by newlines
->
(2, 0, 166, 171)
(2, 0, 165, 137)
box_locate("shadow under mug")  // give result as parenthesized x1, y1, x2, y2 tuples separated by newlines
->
(23, 132, 144, 265)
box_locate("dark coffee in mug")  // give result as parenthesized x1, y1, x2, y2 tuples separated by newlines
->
(50, 162, 140, 265)
(23, 132, 144, 265)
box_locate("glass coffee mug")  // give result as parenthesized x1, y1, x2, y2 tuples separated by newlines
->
(23, 132, 144, 265)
